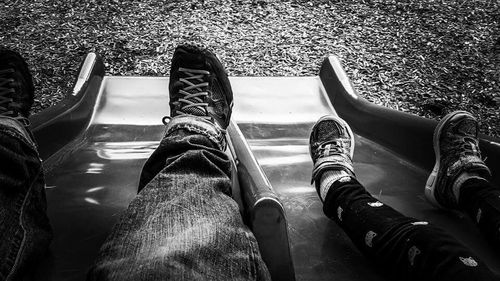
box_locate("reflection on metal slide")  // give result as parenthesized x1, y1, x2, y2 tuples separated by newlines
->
(30, 53, 500, 281)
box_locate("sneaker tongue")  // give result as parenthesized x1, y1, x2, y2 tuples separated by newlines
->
(455, 119, 478, 137)
(183, 106, 206, 117)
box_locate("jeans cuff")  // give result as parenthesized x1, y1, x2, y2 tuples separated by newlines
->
(0, 117, 37, 149)
(164, 115, 227, 151)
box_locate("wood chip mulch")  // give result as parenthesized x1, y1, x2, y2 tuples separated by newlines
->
(1, 0, 499, 137)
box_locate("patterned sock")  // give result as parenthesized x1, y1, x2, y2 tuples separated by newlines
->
(318, 169, 352, 201)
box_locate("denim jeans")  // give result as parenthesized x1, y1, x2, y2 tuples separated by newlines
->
(87, 116, 272, 281)
(322, 177, 499, 281)
(0, 117, 52, 281)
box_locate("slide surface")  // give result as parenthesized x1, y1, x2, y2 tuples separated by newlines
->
(31, 55, 500, 280)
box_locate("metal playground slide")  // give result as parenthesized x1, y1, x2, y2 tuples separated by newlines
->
(30, 54, 500, 281)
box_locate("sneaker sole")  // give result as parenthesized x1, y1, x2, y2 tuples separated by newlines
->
(310, 115, 355, 159)
(424, 110, 471, 208)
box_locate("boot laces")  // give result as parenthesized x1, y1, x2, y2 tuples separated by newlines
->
(163, 67, 211, 125)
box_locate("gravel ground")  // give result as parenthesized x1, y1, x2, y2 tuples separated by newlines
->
(1, 0, 499, 137)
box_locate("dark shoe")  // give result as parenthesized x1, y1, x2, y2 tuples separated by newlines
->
(425, 111, 491, 208)
(0, 48, 34, 126)
(309, 115, 355, 185)
(166, 44, 233, 130)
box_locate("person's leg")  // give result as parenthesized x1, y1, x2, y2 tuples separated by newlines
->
(0, 49, 52, 280)
(425, 111, 500, 249)
(459, 179, 500, 249)
(87, 45, 271, 281)
(309, 115, 497, 281)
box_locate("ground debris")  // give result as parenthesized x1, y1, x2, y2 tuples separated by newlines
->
(1, 0, 498, 137)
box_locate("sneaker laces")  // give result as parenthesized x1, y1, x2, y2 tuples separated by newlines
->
(455, 136, 481, 158)
(443, 133, 482, 165)
(0, 68, 29, 126)
(316, 140, 348, 158)
(163, 67, 210, 125)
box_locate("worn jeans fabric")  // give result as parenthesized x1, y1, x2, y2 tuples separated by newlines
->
(0, 118, 52, 281)
(87, 124, 272, 280)
(322, 177, 498, 281)
(459, 178, 500, 251)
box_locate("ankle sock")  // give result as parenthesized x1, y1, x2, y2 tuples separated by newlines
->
(318, 170, 352, 201)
